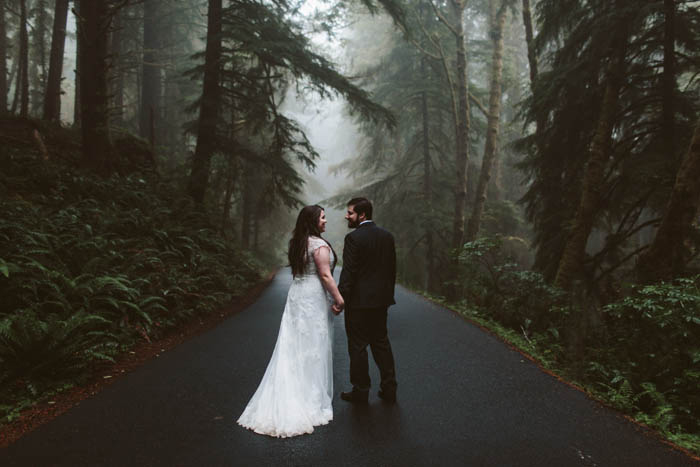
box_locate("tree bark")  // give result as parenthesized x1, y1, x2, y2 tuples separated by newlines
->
(110, 5, 124, 126)
(44, 0, 70, 122)
(521, 0, 537, 88)
(19, 0, 29, 117)
(221, 157, 237, 237)
(187, 0, 222, 204)
(10, 30, 20, 113)
(140, 0, 160, 145)
(30, 0, 48, 115)
(73, 0, 81, 127)
(0, 0, 7, 113)
(450, 0, 471, 252)
(637, 119, 700, 282)
(421, 62, 434, 291)
(661, 0, 676, 157)
(78, 0, 115, 172)
(554, 60, 624, 290)
(466, 0, 507, 241)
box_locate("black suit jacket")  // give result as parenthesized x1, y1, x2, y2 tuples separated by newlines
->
(338, 222, 396, 310)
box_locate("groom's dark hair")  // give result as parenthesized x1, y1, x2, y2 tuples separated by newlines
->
(348, 197, 373, 220)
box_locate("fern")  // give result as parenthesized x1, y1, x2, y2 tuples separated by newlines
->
(1, 144, 266, 422)
(0, 311, 118, 387)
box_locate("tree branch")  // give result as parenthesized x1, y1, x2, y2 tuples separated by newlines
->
(469, 93, 489, 118)
(594, 244, 650, 283)
(429, 0, 458, 37)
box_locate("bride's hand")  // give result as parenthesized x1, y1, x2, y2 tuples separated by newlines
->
(332, 298, 344, 315)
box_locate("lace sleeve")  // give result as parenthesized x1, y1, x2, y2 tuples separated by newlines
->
(308, 236, 335, 272)
(308, 236, 330, 254)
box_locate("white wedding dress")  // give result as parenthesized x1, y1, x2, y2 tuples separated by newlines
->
(237, 236, 336, 438)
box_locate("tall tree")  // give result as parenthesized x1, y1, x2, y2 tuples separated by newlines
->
(139, 0, 160, 147)
(0, 0, 7, 113)
(420, 59, 434, 291)
(44, 0, 70, 122)
(73, 0, 81, 126)
(519, 0, 700, 281)
(187, 0, 222, 204)
(553, 6, 631, 290)
(110, 4, 124, 126)
(466, 0, 509, 241)
(448, 0, 471, 252)
(18, 0, 29, 117)
(661, 0, 676, 157)
(29, 0, 49, 115)
(78, 0, 116, 171)
(404, 0, 473, 252)
(188, 0, 395, 205)
(636, 119, 700, 283)
(521, 0, 537, 88)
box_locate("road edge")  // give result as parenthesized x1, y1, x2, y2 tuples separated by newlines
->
(0, 269, 278, 449)
(408, 288, 700, 463)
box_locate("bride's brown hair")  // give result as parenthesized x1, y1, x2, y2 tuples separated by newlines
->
(288, 205, 336, 278)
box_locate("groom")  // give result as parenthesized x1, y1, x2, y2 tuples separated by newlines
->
(335, 197, 398, 404)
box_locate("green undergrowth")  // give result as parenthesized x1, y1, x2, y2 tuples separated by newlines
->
(0, 139, 267, 426)
(411, 237, 700, 456)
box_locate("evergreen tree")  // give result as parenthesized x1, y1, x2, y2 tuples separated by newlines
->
(77, 0, 116, 171)
(44, 0, 70, 122)
(0, 0, 7, 113)
(187, 0, 395, 205)
(519, 0, 700, 283)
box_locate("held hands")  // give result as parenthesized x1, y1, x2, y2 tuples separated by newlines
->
(332, 297, 345, 315)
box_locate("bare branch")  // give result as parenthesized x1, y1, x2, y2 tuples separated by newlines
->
(470, 93, 489, 118)
(429, 0, 458, 37)
(594, 244, 650, 283)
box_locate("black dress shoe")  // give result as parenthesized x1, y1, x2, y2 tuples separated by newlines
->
(340, 390, 368, 403)
(378, 390, 396, 403)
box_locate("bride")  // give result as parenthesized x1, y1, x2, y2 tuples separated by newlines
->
(237, 205, 344, 438)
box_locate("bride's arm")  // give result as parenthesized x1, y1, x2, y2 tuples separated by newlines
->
(313, 246, 344, 313)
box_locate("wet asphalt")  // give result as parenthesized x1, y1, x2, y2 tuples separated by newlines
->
(0, 268, 697, 467)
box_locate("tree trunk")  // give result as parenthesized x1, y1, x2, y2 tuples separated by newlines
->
(30, 0, 48, 115)
(0, 0, 7, 113)
(521, 0, 537, 88)
(110, 6, 124, 126)
(73, 0, 81, 127)
(19, 0, 29, 117)
(523, 0, 549, 155)
(421, 65, 434, 291)
(554, 61, 625, 290)
(221, 157, 237, 237)
(450, 0, 471, 252)
(187, 0, 222, 204)
(10, 32, 20, 113)
(140, 0, 160, 145)
(78, 0, 115, 172)
(466, 0, 507, 241)
(661, 0, 676, 157)
(44, 0, 70, 122)
(637, 119, 700, 282)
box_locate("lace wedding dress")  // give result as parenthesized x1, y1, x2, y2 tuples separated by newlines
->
(237, 236, 336, 438)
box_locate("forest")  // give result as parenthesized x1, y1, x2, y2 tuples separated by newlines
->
(0, 0, 699, 454)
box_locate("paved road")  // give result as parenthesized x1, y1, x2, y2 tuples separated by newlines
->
(1, 269, 697, 466)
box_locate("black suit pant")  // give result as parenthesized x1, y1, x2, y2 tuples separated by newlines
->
(344, 306, 397, 393)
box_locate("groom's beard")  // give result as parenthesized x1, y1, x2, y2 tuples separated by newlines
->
(347, 219, 359, 228)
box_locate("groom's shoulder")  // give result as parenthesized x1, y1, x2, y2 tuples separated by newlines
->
(375, 224, 394, 240)
(345, 225, 371, 242)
